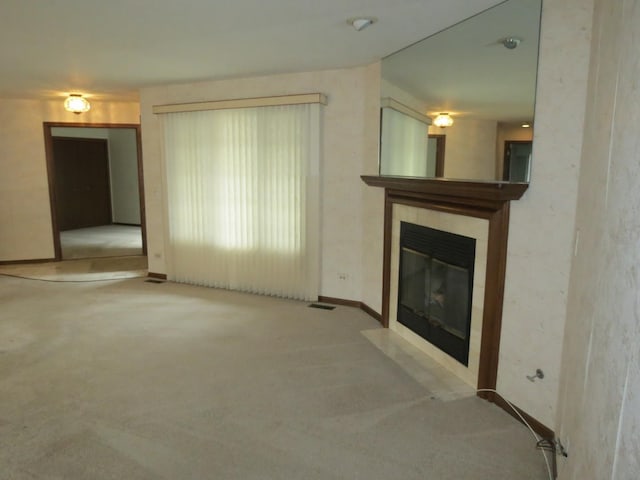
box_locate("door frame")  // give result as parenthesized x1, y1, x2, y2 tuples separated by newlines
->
(43, 122, 147, 261)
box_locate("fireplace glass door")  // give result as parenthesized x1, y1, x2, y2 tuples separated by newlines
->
(397, 223, 475, 365)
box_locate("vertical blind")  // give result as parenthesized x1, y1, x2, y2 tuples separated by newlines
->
(380, 106, 430, 176)
(162, 103, 321, 300)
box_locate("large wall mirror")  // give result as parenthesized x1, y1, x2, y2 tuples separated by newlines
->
(380, 0, 542, 183)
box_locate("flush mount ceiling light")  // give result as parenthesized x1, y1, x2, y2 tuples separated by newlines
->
(64, 94, 91, 114)
(433, 113, 454, 128)
(347, 17, 377, 31)
(501, 36, 522, 49)
(521, 122, 532, 128)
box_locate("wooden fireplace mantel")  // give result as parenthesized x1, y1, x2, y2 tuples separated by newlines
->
(361, 175, 528, 405)
(361, 175, 528, 208)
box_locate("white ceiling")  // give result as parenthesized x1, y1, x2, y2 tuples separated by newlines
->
(0, 0, 503, 102)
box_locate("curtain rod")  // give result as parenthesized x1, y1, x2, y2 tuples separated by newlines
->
(153, 93, 328, 114)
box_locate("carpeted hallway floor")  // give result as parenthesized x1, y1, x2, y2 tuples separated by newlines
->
(0, 255, 148, 282)
(60, 224, 143, 259)
(0, 274, 550, 479)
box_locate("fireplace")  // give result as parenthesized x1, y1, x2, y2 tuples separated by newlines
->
(398, 222, 475, 365)
(359, 177, 558, 440)
(361, 176, 527, 415)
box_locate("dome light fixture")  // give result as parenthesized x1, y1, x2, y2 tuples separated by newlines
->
(64, 94, 91, 114)
(347, 17, 377, 31)
(433, 113, 454, 128)
(502, 36, 522, 50)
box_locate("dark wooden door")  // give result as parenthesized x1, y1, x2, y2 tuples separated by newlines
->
(53, 137, 112, 231)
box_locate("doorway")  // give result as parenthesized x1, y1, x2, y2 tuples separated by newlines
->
(503, 141, 532, 182)
(428, 134, 446, 177)
(43, 122, 147, 261)
(53, 137, 112, 230)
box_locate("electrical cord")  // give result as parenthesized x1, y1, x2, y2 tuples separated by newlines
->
(477, 389, 554, 480)
(0, 272, 145, 283)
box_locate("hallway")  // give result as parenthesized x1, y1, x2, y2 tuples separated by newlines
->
(60, 225, 143, 259)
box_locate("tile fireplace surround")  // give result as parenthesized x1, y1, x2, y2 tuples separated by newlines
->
(361, 176, 528, 403)
(391, 204, 488, 387)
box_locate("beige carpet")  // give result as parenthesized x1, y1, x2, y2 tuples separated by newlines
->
(0, 277, 551, 479)
(0, 256, 147, 282)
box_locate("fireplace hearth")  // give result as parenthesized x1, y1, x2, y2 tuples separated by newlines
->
(398, 222, 475, 365)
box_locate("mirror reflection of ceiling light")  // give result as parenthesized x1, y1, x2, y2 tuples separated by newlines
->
(433, 113, 454, 128)
(347, 17, 376, 31)
(64, 94, 91, 114)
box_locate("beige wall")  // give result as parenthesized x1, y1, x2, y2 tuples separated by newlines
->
(139, 65, 382, 306)
(108, 129, 141, 225)
(51, 126, 109, 139)
(358, 63, 384, 313)
(556, 0, 640, 477)
(429, 119, 498, 180)
(499, 0, 594, 428)
(0, 99, 139, 261)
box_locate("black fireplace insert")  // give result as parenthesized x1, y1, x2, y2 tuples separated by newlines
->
(397, 222, 475, 365)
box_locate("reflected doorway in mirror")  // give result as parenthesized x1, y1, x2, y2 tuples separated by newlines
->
(503, 140, 532, 182)
(428, 134, 446, 178)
